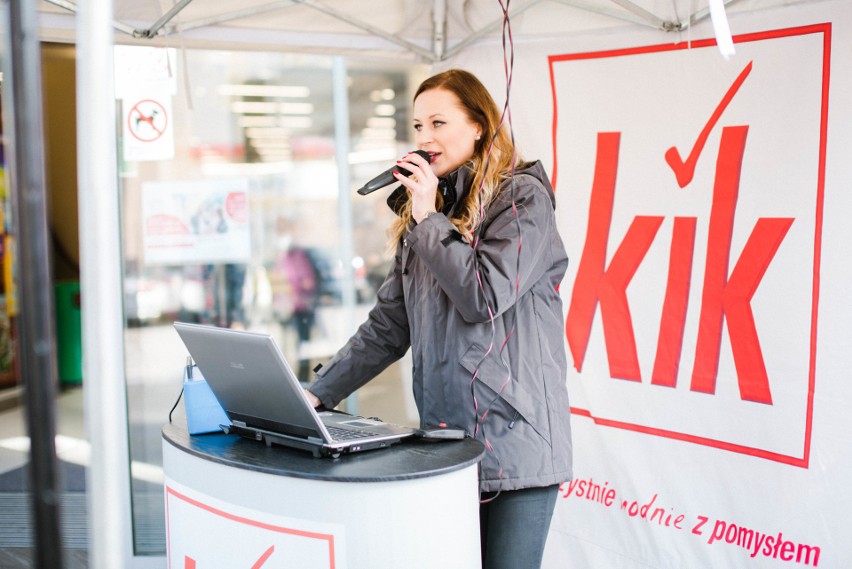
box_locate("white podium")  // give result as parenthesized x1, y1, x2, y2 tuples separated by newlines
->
(162, 422, 484, 569)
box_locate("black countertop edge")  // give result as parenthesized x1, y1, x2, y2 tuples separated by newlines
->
(162, 422, 486, 484)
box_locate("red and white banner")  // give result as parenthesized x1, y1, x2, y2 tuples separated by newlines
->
(165, 480, 345, 569)
(443, 1, 852, 567)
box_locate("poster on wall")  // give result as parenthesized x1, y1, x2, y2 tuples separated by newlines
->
(545, 19, 839, 569)
(142, 179, 251, 266)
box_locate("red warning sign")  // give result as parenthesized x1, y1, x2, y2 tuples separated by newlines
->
(127, 99, 168, 142)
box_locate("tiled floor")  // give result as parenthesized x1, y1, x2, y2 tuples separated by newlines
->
(0, 387, 89, 568)
(0, 548, 88, 569)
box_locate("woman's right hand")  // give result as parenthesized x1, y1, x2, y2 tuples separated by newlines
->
(394, 151, 438, 223)
(304, 389, 322, 408)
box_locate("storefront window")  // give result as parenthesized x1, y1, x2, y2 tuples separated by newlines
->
(118, 47, 428, 554)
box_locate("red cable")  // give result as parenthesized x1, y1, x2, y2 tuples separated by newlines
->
(472, 0, 519, 504)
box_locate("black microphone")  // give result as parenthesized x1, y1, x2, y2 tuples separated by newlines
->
(356, 150, 432, 195)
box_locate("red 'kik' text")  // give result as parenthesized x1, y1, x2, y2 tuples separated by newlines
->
(565, 126, 793, 404)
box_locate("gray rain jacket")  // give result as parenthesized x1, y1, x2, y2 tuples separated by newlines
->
(309, 160, 573, 492)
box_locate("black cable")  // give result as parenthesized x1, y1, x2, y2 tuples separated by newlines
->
(168, 387, 183, 423)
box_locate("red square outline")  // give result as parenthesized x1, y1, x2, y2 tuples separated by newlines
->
(165, 484, 337, 569)
(550, 23, 830, 468)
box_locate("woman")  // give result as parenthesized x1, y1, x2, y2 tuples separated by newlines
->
(306, 69, 573, 569)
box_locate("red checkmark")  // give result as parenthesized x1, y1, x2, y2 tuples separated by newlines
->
(665, 60, 753, 188)
(250, 545, 275, 569)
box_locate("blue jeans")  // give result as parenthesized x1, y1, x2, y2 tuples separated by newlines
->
(479, 484, 559, 569)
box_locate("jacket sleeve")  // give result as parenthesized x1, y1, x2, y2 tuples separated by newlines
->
(307, 247, 411, 409)
(406, 174, 557, 324)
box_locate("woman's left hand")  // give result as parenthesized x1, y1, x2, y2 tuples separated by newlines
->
(304, 389, 322, 408)
(394, 151, 438, 223)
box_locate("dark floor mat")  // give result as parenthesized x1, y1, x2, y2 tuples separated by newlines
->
(0, 460, 86, 492)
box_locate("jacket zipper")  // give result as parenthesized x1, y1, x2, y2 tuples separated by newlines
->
(508, 410, 520, 429)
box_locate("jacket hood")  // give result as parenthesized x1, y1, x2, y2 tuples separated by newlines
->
(517, 160, 557, 210)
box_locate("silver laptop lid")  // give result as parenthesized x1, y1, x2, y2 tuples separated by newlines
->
(173, 322, 332, 443)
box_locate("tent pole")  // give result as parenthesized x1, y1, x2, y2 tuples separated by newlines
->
(298, 0, 435, 61)
(76, 0, 134, 566)
(135, 0, 194, 38)
(688, 0, 741, 27)
(432, 0, 446, 61)
(175, 0, 299, 33)
(608, 0, 667, 28)
(7, 0, 64, 565)
(552, 0, 659, 29)
(332, 56, 359, 416)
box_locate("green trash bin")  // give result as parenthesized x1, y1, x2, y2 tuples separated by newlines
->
(54, 280, 82, 384)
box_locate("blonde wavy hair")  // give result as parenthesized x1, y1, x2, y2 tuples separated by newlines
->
(389, 69, 521, 245)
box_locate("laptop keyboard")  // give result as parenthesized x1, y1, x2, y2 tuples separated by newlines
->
(326, 426, 381, 441)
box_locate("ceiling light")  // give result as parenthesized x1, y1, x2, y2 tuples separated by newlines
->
(279, 102, 314, 115)
(369, 88, 396, 102)
(244, 127, 291, 139)
(219, 84, 310, 98)
(238, 116, 278, 128)
(367, 117, 396, 128)
(374, 104, 396, 117)
(231, 101, 278, 114)
(278, 116, 313, 129)
(360, 128, 396, 140)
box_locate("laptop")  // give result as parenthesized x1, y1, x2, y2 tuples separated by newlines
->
(173, 322, 415, 458)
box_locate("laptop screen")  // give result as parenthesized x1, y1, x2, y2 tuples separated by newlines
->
(173, 322, 328, 441)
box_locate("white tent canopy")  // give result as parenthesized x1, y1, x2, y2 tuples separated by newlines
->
(38, 0, 818, 61)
